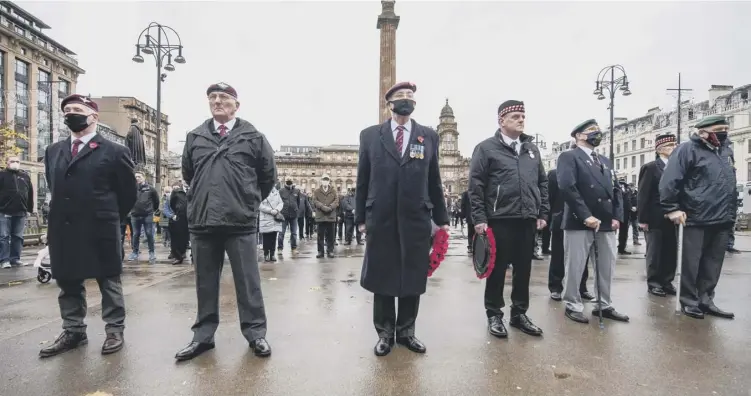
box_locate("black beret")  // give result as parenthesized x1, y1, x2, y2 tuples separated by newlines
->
(694, 115, 728, 129)
(655, 133, 676, 148)
(497, 100, 524, 117)
(570, 119, 599, 137)
(207, 82, 237, 99)
(385, 81, 416, 101)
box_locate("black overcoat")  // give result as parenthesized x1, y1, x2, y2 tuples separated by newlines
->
(355, 119, 450, 297)
(44, 134, 137, 281)
(637, 159, 668, 228)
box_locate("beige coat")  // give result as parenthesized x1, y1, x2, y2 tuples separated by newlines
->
(312, 186, 339, 222)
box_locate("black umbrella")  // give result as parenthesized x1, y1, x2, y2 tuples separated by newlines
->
(125, 123, 146, 166)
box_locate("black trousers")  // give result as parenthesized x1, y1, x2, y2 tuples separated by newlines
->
(618, 211, 631, 251)
(485, 219, 536, 318)
(467, 223, 475, 249)
(343, 217, 361, 243)
(336, 219, 344, 240)
(679, 225, 730, 308)
(57, 276, 125, 334)
(548, 229, 589, 294)
(373, 294, 420, 338)
(541, 225, 551, 254)
(645, 221, 677, 289)
(169, 218, 189, 260)
(305, 217, 315, 238)
(317, 222, 335, 253)
(262, 232, 278, 255)
(297, 217, 305, 238)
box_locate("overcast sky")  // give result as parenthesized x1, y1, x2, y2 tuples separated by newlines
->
(19, 0, 751, 156)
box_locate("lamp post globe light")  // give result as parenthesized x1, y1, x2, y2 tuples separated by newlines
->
(132, 22, 186, 193)
(593, 65, 631, 162)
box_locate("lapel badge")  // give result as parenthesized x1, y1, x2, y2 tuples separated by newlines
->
(417, 136, 424, 143)
(586, 160, 592, 166)
(529, 152, 535, 159)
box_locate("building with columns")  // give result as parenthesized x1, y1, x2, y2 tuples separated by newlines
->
(542, 83, 751, 186)
(0, 2, 84, 209)
(275, 102, 471, 196)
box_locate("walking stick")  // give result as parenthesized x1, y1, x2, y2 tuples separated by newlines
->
(675, 223, 684, 313)
(591, 229, 604, 329)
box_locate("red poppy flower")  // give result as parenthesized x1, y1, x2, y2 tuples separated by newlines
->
(428, 228, 450, 277)
(417, 136, 424, 143)
(89, 142, 98, 149)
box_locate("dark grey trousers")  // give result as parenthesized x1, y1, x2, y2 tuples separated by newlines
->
(57, 276, 125, 334)
(680, 225, 730, 308)
(190, 232, 267, 344)
(645, 223, 677, 289)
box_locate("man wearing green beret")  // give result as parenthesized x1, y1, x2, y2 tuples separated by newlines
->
(659, 115, 736, 320)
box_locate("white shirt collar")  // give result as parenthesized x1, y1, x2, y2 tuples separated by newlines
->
(577, 145, 594, 157)
(71, 131, 97, 147)
(499, 131, 519, 146)
(660, 156, 668, 166)
(390, 119, 410, 133)
(213, 118, 237, 134)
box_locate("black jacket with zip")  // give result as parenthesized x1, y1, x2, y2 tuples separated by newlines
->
(0, 169, 34, 214)
(468, 130, 549, 224)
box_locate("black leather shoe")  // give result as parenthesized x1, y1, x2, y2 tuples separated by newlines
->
(648, 286, 667, 297)
(101, 332, 124, 355)
(580, 291, 595, 301)
(510, 314, 543, 336)
(250, 338, 271, 357)
(699, 304, 734, 319)
(316, 252, 324, 258)
(662, 284, 677, 295)
(633, 241, 642, 246)
(488, 315, 507, 338)
(396, 336, 426, 353)
(327, 252, 335, 258)
(565, 309, 589, 323)
(268, 255, 277, 262)
(618, 250, 632, 255)
(682, 306, 704, 319)
(592, 308, 629, 322)
(550, 292, 562, 301)
(39, 331, 88, 358)
(374, 337, 394, 356)
(175, 341, 215, 361)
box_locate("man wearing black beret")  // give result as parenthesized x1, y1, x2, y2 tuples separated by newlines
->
(355, 81, 450, 356)
(557, 119, 629, 324)
(469, 100, 549, 338)
(659, 115, 736, 320)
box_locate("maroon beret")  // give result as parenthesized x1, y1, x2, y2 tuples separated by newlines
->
(207, 82, 237, 99)
(60, 94, 98, 113)
(385, 81, 416, 100)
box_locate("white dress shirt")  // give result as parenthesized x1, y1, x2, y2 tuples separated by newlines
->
(499, 132, 520, 154)
(391, 119, 411, 156)
(660, 156, 668, 167)
(71, 132, 97, 153)
(577, 145, 594, 157)
(213, 118, 237, 135)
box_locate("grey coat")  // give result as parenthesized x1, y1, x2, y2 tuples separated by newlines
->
(259, 188, 284, 233)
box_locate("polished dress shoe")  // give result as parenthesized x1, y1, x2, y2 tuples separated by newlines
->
(175, 341, 215, 361)
(618, 250, 632, 255)
(509, 314, 543, 336)
(171, 258, 184, 265)
(565, 309, 589, 324)
(699, 304, 734, 319)
(592, 307, 629, 322)
(488, 315, 507, 338)
(648, 286, 667, 297)
(327, 252, 335, 258)
(39, 331, 88, 358)
(396, 336, 426, 353)
(550, 292, 562, 301)
(102, 332, 124, 355)
(682, 306, 704, 319)
(250, 338, 272, 357)
(374, 337, 394, 356)
(580, 291, 595, 301)
(662, 284, 677, 295)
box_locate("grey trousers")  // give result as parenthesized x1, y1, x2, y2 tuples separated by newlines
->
(563, 230, 617, 313)
(191, 232, 267, 344)
(680, 225, 729, 308)
(57, 276, 125, 334)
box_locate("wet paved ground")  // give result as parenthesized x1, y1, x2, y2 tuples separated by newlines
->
(0, 228, 749, 396)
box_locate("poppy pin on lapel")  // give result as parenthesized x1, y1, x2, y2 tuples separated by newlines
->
(417, 136, 424, 143)
(89, 142, 98, 149)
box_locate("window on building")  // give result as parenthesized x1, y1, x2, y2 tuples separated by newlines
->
(631, 140, 636, 151)
(616, 159, 620, 170)
(631, 175, 636, 184)
(748, 139, 751, 154)
(631, 156, 636, 167)
(748, 162, 751, 182)
(639, 154, 644, 167)
(640, 138, 645, 149)
(37, 69, 52, 161)
(0, 51, 4, 123)
(14, 59, 29, 160)
(616, 144, 620, 154)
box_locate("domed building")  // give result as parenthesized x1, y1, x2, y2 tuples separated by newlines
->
(435, 99, 470, 197)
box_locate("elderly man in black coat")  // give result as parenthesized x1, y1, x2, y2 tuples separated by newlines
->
(355, 81, 449, 357)
(40, 95, 137, 358)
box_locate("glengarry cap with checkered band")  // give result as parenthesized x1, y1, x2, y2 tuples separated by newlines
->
(497, 100, 525, 117)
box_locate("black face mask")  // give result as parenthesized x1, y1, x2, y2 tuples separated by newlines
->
(714, 132, 728, 142)
(390, 99, 415, 116)
(585, 132, 603, 147)
(64, 113, 90, 133)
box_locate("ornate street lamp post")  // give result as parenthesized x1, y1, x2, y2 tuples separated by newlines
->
(593, 65, 632, 162)
(132, 22, 186, 192)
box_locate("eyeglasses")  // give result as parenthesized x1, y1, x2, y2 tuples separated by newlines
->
(8, 160, 20, 163)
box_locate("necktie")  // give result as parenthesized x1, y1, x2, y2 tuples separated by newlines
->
(395, 126, 405, 155)
(71, 139, 82, 156)
(510, 141, 518, 155)
(218, 125, 228, 137)
(591, 152, 602, 171)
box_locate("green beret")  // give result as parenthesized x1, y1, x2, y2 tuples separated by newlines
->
(694, 115, 728, 129)
(570, 119, 599, 137)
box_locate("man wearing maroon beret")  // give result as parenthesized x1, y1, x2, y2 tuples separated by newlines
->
(175, 82, 277, 361)
(40, 95, 137, 358)
(355, 81, 450, 356)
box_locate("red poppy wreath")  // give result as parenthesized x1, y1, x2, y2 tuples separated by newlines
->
(475, 228, 497, 279)
(428, 228, 450, 277)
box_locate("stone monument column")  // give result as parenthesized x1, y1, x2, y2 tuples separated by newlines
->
(377, 0, 400, 123)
